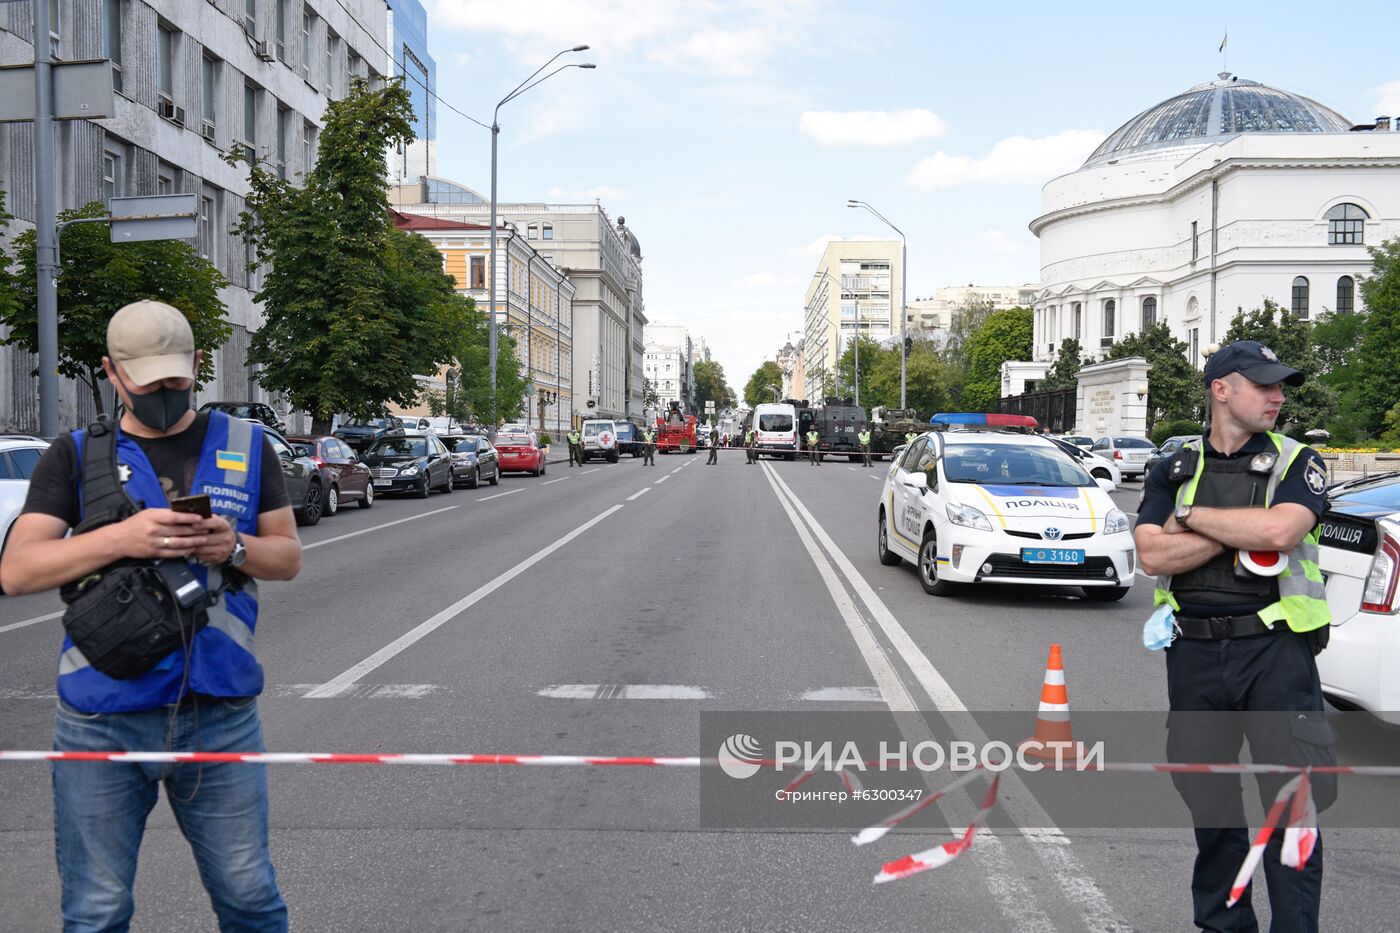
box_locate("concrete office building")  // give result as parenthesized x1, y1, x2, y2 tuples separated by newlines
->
(801, 239, 902, 401)
(0, 0, 388, 432)
(389, 178, 647, 424)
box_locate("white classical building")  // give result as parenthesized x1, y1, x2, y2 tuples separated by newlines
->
(643, 323, 695, 416)
(1029, 74, 1400, 376)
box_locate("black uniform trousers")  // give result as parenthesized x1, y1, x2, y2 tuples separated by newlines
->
(642, 444, 654, 465)
(707, 444, 718, 464)
(1165, 628, 1335, 933)
(568, 443, 582, 466)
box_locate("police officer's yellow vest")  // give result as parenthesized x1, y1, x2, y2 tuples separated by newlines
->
(1153, 432, 1330, 633)
(858, 431, 871, 446)
(744, 430, 753, 444)
(905, 432, 916, 444)
(567, 431, 580, 445)
(807, 431, 818, 444)
(644, 431, 655, 442)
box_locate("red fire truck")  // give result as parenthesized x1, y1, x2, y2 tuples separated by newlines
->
(655, 402, 699, 454)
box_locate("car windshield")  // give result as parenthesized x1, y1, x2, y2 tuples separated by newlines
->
(497, 435, 532, 446)
(344, 418, 391, 429)
(210, 403, 258, 418)
(759, 414, 793, 431)
(1114, 437, 1155, 448)
(451, 438, 481, 453)
(368, 438, 427, 457)
(942, 444, 1093, 487)
(583, 423, 611, 436)
(1331, 478, 1400, 510)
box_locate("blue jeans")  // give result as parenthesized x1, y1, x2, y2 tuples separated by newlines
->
(52, 696, 288, 933)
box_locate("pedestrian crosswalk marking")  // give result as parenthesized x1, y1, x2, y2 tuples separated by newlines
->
(537, 684, 712, 700)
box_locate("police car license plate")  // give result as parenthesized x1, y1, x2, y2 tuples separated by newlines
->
(1021, 548, 1085, 565)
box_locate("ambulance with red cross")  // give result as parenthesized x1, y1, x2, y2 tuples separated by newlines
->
(876, 414, 1137, 601)
(580, 419, 621, 463)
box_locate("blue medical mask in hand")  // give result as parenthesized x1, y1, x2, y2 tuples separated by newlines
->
(1143, 604, 1177, 650)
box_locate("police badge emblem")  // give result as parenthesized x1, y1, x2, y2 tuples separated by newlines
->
(1304, 459, 1327, 495)
(1260, 345, 1279, 362)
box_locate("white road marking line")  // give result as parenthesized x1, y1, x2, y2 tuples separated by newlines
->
(670, 467, 683, 474)
(626, 487, 651, 501)
(758, 462, 1054, 932)
(541, 477, 570, 485)
(304, 504, 625, 698)
(799, 686, 884, 702)
(537, 684, 712, 700)
(581, 468, 601, 475)
(0, 609, 63, 635)
(301, 507, 459, 551)
(868, 475, 879, 480)
(763, 464, 1126, 932)
(476, 489, 523, 502)
(848, 466, 857, 472)
(655, 475, 670, 485)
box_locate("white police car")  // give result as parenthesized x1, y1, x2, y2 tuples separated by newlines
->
(876, 414, 1137, 600)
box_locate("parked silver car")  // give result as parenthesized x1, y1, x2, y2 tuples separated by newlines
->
(1090, 435, 1158, 479)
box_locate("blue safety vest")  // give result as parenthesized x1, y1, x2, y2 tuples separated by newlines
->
(59, 411, 266, 712)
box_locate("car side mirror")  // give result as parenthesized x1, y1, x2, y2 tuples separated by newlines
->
(900, 472, 928, 490)
(292, 444, 311, 457)
(1095, 477, 1117, 493)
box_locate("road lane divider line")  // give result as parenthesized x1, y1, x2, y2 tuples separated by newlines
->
(0, 609, 63, 635)
(626, 488, 651, 501)
(581, 468, 601, 475)
(541, 477, 570, 485)
(301, 507, 459, 551)
(757, 462, 1054, 932)
(670, 467, 683, 474)
(476, 489, 523, 502)
(538, 684, 711, 699)
(655, 475, 670, 485)
(303, 504, 625, 698)
(763, 464, 1126, 932)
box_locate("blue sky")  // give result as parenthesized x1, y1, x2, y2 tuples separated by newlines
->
(422, 0, 1400, 390)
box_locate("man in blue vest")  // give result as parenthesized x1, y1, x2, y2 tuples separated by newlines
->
(1, 300, 303, 932)
(1134, 341, 1334, 933)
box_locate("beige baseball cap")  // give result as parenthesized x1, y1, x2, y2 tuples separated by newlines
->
(106, 300, 196, 386)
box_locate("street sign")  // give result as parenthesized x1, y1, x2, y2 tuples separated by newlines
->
(0, 60, 115, 122)
(108, 194, 198, 242)
(705, 401, 716, 412)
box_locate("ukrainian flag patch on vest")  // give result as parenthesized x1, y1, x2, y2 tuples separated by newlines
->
(216, 450, 248, 472)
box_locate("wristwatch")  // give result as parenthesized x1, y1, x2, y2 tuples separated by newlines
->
(225, 530, 247, 568)
(1174, 504, 1193, 529)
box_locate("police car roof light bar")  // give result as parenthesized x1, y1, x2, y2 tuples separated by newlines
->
(930, 413, 1039, 428)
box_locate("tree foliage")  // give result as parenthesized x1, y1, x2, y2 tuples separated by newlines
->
(694, 359, 731, 411)
(230, 77, 467, 431)
(0, 192, 17, 334)
(1354, 237, 1400, 436)
(1042, 337, 1089, 390)
(2, 200, 229, 416)
(1104, 322, 1200, 432)
(743, 360, 783, 407)
(1220, 300, 1336, 436)
(960, 307, 1032, 411)
(834, 335, 881, 404)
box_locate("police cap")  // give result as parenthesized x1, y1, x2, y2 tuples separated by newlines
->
(1203, 340, 1304, 388)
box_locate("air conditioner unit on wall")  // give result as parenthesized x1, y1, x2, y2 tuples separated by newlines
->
(157, 96, 175, 119)
(202, 120, 216, 142)
(254, 40, 275, 62)
(171, 107, 186, 127)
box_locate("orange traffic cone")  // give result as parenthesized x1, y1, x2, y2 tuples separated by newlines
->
(1021, 644, 1084, 763)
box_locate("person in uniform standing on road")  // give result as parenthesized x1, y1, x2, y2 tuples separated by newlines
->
(904, 430, 917, 447)
(0, 301, 303, 932)
(858, 428, 873, 467)
(706, 425, 719, 464)
(567, 427, 582, 467)
(745, 427, 756, 464)
(806, 428, 821, 465)
(642, 427, 656, 466)
(1134, 340, 1335, 933)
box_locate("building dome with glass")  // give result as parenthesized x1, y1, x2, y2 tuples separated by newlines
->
(1026, 73, 1400, 388)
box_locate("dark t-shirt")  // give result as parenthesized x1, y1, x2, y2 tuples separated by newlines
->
(1136, 433, 1329, 616)
(23, 413, 291, 527)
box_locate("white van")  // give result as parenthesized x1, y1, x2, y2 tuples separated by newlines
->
(752, 403, 798, 460)
(581, 419, 620, 463)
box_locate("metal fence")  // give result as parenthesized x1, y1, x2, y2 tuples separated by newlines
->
(998, 387, 1077, 434)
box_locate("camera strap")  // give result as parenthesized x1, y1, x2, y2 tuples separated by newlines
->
(73, 418, 141, 535)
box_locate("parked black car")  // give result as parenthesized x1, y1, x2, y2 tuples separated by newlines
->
(360, 435, 455, 498)
(263, 427, 335, 526)
(199, 401, 286, 433)
(614, 421, 642, 457)
(1143, 435, 1201, 476)
(335, 416, 406, 452)
(440, 434, 501, 488)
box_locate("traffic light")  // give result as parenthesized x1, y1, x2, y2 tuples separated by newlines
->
(903, 336, 912, 358)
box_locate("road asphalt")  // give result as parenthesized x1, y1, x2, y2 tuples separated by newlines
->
(1, 449, 1396, 931)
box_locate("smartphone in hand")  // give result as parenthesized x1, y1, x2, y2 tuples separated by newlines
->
(169, 494, 212, 519)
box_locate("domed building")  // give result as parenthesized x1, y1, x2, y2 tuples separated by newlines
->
(1029, 74, 1400, 373)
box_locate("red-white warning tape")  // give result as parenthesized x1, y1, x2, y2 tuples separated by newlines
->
(0, 750, 706, 767)
(872, 773, 1002, 884)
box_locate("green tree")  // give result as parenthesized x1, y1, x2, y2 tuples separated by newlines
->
(1105, 322, 1199, 432)
(835, 335, 882, 404)
(940, 296, 995, 405)
(744, 360, 783, 407)
(1220, 300, 1336, 436)
(1354, 237, 1400, 435)
(960, 307, 1033, 411)
(643, 377, 660, 410)
(230, 77, 465, 432)
(3, 201, 230, 416)
(1042, 337, 1089, 390)
(0, 192, 17, 336)
(694, 359, 729, 412)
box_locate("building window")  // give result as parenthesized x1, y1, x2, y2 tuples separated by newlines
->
(104, 0, 123, 92)
(243, 83, 258, 162)
(1190, 328, 1199, 365)
(276, 105, 288, 179)
(302, 120, 315, 174)
(1337, 276, 1355, 314)
(1101, 299, 1115, 348)
(326, 30, 338, 91)
(244, 0, 257, 34)
(1072, 302, 1082, 339)
(470, 255, 486, 289)
(1141, 296, 1156, 330)
(526, 224, 538, 240)
(199, 195, 215, 260)
(48, 0, 60, 57)
(157, 25, 174, 101)
(102, 152, 119, 202)
(1292, 276, 1310, 319)
(301, 7, 313, 80)
(1326, 203, 1367, 245)
(274, 0, 287, 60)
(1191, 221, 1199, 261)
(542, 223, 554, 240)
(201, 55, 217, 135)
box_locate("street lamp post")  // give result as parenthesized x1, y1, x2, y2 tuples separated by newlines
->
(489, 47, 594, 422)
(847, 200, 907, 408)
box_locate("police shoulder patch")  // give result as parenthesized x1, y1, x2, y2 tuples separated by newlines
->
(1304, 457, 1327, 496)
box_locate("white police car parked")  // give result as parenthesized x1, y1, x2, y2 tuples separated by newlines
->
(876, 414, 1137, 600)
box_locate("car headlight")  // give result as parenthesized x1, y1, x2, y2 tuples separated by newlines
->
(399, 466, 419, 477)
(946, 502, 993, 532)
(1104, 508, 1129, 535)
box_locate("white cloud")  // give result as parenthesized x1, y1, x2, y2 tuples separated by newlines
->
(451, 52, 472, 67)
(424, 0, 693, 51)
(799, 108, 948, 147)
(1375, 81, 1400, 119)
(731, 272, 807, 288)
(905, 129, 1106, 191)
(646, 28, 779, 78)
(972, 229, 1033, 255)
(546, 185, 629, 201)
(786, 233, 885, 257)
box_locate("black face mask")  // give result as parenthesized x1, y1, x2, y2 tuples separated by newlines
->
(119, 373, 193, 433)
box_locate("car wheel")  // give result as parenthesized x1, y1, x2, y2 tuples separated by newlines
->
(1080, 585, 1130, 602)
(918, 529, 954, 596)
(489, 466, 499, 486)
(541, 461, 547, 476)
(1091, 469, 1111, 481)
(609, 451, 619, 463)
(325, 484, 340, 517)
(358, 482, 375, 509)
(440, 469, 453, 493)
(467, 467, 479, 489)
(877, 511, 902, 566)
(415, 475, 430, 499)
(297, 482, 323, 527)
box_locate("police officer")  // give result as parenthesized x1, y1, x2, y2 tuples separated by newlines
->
(858, 428, 873, 467)
(707, 425, 719, 464)
(1134, 340, 1334, 933)
(745, 427, 756, 464)
(807, 428, 821, 465)
(0, 301, 302, 931)
(904, 430, 917, 447)
(567, 427, 582, 466)
(642, 427, 656, 466)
